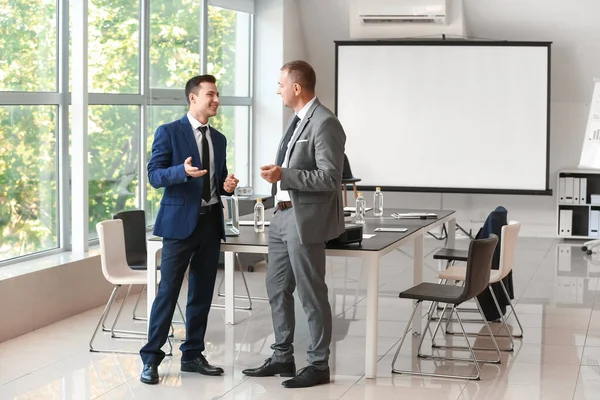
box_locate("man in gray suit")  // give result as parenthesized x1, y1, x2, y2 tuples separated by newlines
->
(242, 60, 346, 388)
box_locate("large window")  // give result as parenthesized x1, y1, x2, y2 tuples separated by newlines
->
(149, 0, 201, 89)
(207, 5, 251, 97)
(88, 0, 140, 93)
(0, 0, 253, 264)
(88, 106, 140, 236)
(0, 0, 57, 92)
(0, 106, 59, 262)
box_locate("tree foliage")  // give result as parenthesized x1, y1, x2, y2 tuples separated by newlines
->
(0, 0, 243, 261)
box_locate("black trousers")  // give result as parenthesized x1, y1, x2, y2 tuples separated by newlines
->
(140, 208, 222, 365)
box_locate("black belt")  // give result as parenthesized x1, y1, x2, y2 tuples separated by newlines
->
(277, 201, 293, 210)
(199, 203, 218, 215)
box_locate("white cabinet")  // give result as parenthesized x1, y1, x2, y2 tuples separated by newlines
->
(557, 169, 600, 239)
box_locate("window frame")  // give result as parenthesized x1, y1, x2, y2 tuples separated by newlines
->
(0, 0, 254, 266)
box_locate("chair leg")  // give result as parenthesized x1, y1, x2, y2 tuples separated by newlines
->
(214, 253, 266, 310)
(433, 286, 514, 353)
(499, 280, 524, 338)
(90, 285, 169, 355)
(393, 302, 482, 380)
(132, 285, 145, 320)
(352, 183, 358, 200)
(444, 282, 523, 340)
(391, 300, 422, 369)
(343, 184, 347, 207)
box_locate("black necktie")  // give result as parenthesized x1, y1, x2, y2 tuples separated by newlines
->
(276, 115, 300, 166)
(199, 126, 211, 203)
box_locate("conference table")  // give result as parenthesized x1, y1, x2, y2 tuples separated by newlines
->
(147, 208, 456, 378)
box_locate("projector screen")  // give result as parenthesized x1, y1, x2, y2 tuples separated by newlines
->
(335, 40, 551, 195)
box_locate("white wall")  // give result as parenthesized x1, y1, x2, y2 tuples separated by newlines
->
(294, 0, 600, 237)
(253, 0, 308, 195)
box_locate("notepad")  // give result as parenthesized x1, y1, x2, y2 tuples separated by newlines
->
(239, 220, 271, 226)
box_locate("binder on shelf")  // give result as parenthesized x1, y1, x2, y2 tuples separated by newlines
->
(559, 209, 573, 236)
(565, 177, 574, 204)
(559, 177, 566, 202)
(590, 210, 600, 237)
(574, 178, 581, 203)
(580, 178, 588, 204)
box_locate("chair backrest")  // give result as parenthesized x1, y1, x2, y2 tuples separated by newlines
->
(96, 219, 134, 283)
(476, 206, 507, 270)
(342, 154, 354, 180)
(497, 220, 521, 279)
(113, 209, 147, 267)
(459, 234, 499, 303)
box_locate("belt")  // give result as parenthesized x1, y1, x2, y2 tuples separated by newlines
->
(277, 201, 293, 211)
(199, 203, 218, 215)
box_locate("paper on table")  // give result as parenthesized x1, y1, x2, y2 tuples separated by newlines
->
(239, 220, 271, 226)
(344, 206, 373, 212)
(362, 234, 376, 239)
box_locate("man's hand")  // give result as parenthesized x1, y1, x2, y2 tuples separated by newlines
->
(184, 157, 207, 178)
(223, 174, 239, 193)
(260, 164, 282, 183)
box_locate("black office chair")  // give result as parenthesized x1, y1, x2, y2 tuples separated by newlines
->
(391, 234, 500, 381)
(341, 154, 361, 206)
(112, 210, 186, 328)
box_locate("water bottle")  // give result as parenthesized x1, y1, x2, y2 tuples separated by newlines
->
(254, 198, 265, 233)
(373, 187, 384, 217)
(355, 192, 366, 224)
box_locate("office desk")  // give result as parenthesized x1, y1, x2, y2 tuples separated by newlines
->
(147, 208, 456, 378)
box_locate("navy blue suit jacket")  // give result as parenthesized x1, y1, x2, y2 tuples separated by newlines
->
(148, 115, 229, 240)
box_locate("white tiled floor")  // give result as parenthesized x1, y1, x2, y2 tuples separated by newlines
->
(2, 237, 600, 399)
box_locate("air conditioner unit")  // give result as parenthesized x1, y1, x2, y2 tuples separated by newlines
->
(358, 0, 447, 25)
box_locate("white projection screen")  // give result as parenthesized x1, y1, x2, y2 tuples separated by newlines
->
(335, 41, 552, 195)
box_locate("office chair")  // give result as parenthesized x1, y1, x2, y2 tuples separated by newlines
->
(437, 221, 523, 351)
(92, 219, 173, 355)
(112, 210, 185, 326)
(391, 234, 501, 380)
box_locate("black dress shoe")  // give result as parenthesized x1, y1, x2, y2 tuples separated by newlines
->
(140, 364, 159, 384)
(282, 366, 330, 388)
(242, 358, 296, 377)
(181, 355, 224, 376)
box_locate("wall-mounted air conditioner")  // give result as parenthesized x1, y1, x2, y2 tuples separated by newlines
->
(349, 0, 464, 39)
(358, 0, 447, 25)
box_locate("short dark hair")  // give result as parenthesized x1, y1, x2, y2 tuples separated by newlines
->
(185, 74, 217, 104)
(281, 60, 316, 93)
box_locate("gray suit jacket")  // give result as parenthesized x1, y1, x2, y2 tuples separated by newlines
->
(273, 98, 347, 244)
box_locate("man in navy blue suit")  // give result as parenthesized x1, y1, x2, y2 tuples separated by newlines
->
(140, 74, 239, 384)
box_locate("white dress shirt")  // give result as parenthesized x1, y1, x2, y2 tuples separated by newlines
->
(276, 96, 317, 203)
(187, 112, 218, 206)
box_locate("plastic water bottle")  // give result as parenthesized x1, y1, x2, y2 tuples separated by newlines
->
(355, 192, 366, 224)
(254, 198, 265, 233)
(373, 187, 384, 217)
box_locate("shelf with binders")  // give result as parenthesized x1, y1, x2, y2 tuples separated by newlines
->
(557, 169, 600, 239)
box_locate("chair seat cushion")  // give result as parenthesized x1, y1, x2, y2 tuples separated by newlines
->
(433, 248, 469, 262)
(399, 282, 465, 304)
(439, 265, 502, 284)
(342, 178, 361, 183)
(438, 265, 467, 281)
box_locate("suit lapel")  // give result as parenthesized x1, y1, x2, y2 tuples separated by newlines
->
(287, 99, 320, 159)
(180, 116, 201, 167)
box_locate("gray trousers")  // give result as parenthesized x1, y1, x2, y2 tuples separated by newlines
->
(266, 208, 332, 368)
